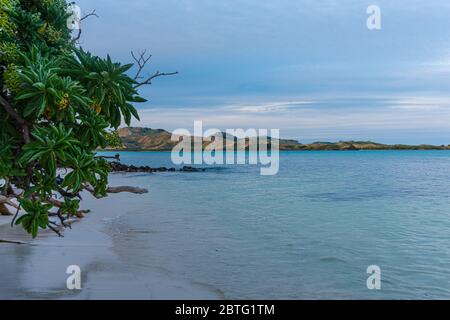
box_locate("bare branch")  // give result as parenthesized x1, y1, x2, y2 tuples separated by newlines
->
(73, 10, 99, 42)
(134, 71, 179, 89)
(47, 223, 64, 237)
(130, 50, 178, 88)
(131, 50, 152, 80)
(80, 9, 99, 21)
(73, 29, 82, 42)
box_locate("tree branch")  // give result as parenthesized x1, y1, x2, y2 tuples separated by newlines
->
(57, 186, 82, 200)
(73, 29, 82, 42)
(131, 50, 178, 88)
(131, 50, 152, 80)
(45, 197, 89, 218)
(47, 223, 64, 237)
(0, 95, 31, 143)
(73, 10, 99, 42)
(11, 203, 21, 227)
(134, 71, 179, 89)
(80, 9, 98, 21)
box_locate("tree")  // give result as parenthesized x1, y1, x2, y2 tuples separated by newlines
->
(0, 0, 176, 237)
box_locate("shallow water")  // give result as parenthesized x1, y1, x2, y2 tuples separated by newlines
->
(97, 150, 450, 299)
(2, 150, 450, 299)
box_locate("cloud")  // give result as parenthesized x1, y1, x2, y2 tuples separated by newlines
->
(76, 0, 450, 144)
(223, 101, 313, 113)
(388, 96, 450, 110)
(130, 95, 450, 143)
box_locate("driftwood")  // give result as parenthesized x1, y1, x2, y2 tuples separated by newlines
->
(0, 196, 19, 216)
(0, 196, 19, 208)
(0, 204, 12, 216)
(106, 186, 148, 194)
(84, 185, 148, 199)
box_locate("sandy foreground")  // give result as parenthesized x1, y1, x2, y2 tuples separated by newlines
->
(0, 187, 223, 300)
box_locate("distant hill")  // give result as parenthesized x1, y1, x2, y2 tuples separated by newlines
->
(111, 127, 450, 151)
(117, 127, 176, 150)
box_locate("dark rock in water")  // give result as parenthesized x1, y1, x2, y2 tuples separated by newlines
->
(109, 161, 205, 173)
(180, 166, 206, 172)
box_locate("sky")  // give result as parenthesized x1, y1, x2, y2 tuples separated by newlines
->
(75, 0, 450, 144)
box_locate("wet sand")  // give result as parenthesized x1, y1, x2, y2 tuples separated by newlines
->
(0, 186, 223, 300)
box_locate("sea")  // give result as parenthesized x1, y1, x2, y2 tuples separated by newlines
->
(2, 150, 450, 299)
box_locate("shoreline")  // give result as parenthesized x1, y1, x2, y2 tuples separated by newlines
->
(2, 152, 450, 299)
(101, 148, 450, 152)
(0, 181, 224, 300)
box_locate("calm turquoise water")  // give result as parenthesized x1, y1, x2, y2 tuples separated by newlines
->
(100, 150, 450, 299)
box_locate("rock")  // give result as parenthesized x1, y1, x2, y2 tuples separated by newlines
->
(180, 166, 205, 172)
(108, 161, 205, 173)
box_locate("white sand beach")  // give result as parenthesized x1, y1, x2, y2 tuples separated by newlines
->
(0, 175, 223, 300)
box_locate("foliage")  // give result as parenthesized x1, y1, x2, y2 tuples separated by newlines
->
(104, 130, 123, 149)
(0, 1, 152, 238)
(59, 197, 80, 216)
(15, 198, 50, 238)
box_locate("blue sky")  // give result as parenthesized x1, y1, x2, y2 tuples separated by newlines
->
(76, 0, 450, 144)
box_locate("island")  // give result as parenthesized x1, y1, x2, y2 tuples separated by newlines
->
(106, 127, 450, 151)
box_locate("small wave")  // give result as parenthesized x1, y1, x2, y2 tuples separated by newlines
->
(203, 166, 229, 171)
(191, 281, 226, 299)
(111, 172, 153, 178)
(319, 256, 347, 263)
